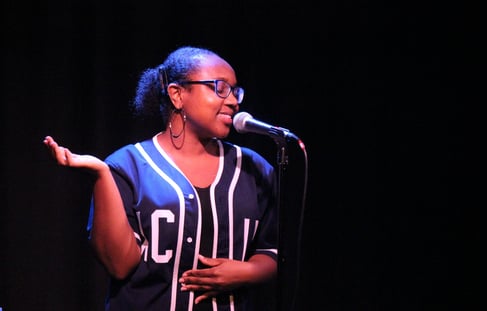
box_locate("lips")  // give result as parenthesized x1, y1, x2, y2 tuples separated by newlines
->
(218, 113, 233, 125)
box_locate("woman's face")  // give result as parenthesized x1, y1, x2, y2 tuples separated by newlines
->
(180, 55, 241, 140)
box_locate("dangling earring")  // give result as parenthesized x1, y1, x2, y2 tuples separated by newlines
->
(169, 110, 186, 149)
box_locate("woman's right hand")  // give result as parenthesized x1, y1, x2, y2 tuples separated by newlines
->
(44, 135, 140, 278)
(43, 135, 109, 174)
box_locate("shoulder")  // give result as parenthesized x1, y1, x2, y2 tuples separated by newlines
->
(221, 140, 274, 174)
(104, 137, 154, 168)
(221, 140, 264, 159)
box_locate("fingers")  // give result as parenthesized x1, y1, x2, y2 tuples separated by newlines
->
(180, 282, 210, 292)
(43, 136, 59, 151)
(43, 136, 56, 149)
(194, 291, 218, 305)
(180, 275, 209, 288)
(197, 254, 214, 266)
(191, 255, 221, 270)
(43, 136, 69, 165)
(42, 136, 107, 173)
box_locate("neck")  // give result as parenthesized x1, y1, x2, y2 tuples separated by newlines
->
(157, 132, 218, 156)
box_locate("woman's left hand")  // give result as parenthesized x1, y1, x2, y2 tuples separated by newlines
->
(179, 254, 276, 304)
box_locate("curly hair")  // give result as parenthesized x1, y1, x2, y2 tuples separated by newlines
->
(131, 46, 219, 128)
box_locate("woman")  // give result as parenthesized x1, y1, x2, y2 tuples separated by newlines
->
(43, 46, 278, 311)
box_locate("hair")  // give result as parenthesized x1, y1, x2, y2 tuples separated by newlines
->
(131, 46, 220, 128)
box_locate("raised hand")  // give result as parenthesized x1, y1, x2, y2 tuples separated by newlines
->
(43, 135, 108, 173)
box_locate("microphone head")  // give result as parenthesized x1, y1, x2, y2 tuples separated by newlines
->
(232, 111, 253, 133)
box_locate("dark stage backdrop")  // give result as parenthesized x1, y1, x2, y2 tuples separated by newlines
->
(1, 1, 479, 310)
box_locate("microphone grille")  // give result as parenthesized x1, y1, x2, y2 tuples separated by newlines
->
(232, 112, 252, 133)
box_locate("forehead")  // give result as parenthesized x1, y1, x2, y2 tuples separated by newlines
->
(192, 55, 236, 81)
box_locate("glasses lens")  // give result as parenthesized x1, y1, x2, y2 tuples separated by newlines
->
(214, 80, 230, 98)
(234, 87, 244, 104)
(208, 80, 243, 104)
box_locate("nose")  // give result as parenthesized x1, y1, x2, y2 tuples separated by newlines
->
(225, 95, 240, 107)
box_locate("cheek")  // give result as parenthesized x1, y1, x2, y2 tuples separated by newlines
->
(186, 87, 217, 105)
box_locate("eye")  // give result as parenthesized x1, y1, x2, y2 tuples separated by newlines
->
(215, 81, 229, 95)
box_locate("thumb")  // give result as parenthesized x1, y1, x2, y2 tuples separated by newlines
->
(198, 254, 220, 266)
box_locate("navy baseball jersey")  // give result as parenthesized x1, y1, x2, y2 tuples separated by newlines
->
(87, 135, 278, 311)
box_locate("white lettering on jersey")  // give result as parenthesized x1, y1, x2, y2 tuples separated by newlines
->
(136, 211, 150, 262)
(151, 209, 175, 263)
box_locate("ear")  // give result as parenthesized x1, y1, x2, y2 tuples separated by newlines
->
(167, 83, 183, 110)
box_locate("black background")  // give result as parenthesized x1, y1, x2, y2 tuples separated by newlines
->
(1, 1, 481, 310)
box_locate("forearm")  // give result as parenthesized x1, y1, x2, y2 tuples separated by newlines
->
(246, 254, 278, 285)
(90, 168, 140, 279)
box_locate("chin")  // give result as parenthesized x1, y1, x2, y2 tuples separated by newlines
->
(214, 129, 230, 139)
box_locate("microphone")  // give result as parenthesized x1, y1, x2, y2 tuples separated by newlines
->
(232, 111, 300, 142)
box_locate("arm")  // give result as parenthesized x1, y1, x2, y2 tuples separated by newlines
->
(179, 254, 277, 304)
(89, 167, 141, 279)
(43, 136, 140, 279)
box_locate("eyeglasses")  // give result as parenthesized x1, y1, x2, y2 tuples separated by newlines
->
(178, 79, 244, 104)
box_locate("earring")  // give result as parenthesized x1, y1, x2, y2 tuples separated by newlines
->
(169, 111, 186, 139)
(169, 110, 186, 149)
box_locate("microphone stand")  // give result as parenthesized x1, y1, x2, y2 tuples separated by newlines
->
(271, 132, 290, 311)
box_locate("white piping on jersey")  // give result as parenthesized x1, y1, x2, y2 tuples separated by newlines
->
(135, 140, 186, 311)
(243, 218, 250, 261)
(257, 248, 278, 255)
(228, 144, 242, 261)
(209, 139, 224, 260)
(226, 143, 242, 311)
